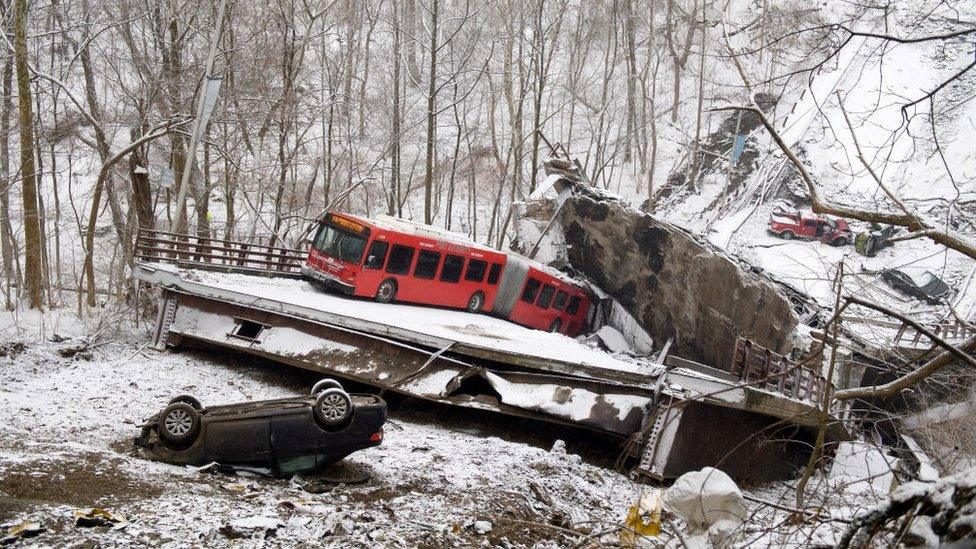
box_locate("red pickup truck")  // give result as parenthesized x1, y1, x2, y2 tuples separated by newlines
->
(768, 209, 852, 246)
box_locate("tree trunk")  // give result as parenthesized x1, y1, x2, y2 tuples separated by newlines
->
(404, 0, 421, 83)
(446, 83, 462, 230)
(423, 0, 439, 224)
(33, 90, 49, 304)
(0, 54, 17, 308)
(130, 126, 154, 230)
(687, 6, 706, 191)
(13, 0, 42, 309)
(164, 10, 187, 229)
(221, 123, 236, 240)
(528, 4, 544, 193)
(623, 0, 637, 163)
(342, 0, 358, 119)
(390, 0, 402, 216)
(198, 133, 211, 238)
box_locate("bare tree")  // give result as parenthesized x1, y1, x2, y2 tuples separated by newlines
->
(664, 0, 699, 122)
(13, 0, 41, 309)
(422, 0, 439, 224)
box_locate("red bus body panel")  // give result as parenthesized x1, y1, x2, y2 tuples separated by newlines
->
(506, 266, 592, 336)
(303, 212, 592, 336)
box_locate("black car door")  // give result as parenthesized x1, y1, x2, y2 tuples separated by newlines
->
(269, 410, 327, 459)
(204, 415, 272, 465)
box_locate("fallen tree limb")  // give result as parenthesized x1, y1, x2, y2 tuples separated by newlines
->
(834, 335, 976, 401)
(838, 466, 976, 548)
(844, 296, 976, 370)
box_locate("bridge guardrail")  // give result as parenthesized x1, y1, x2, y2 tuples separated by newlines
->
(135, 229, 307, 278)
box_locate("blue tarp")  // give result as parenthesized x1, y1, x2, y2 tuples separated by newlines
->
(731, 134, 747, 165)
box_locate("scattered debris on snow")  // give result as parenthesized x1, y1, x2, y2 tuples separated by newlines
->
(590, 325, 633, 354)
(664, 467, 747, 547)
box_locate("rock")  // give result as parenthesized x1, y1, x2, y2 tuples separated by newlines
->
(74, 508, 127, 528)
(663, 467, 747, 546)
(225, 516, 283, 539)
(1, 521, 45, 543)
(473, 520, 492, 534)
(527, 179, 800, 372)
(551, 440, 566, 454)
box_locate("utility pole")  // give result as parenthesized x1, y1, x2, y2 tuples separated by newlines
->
(172, 0, 229, 233)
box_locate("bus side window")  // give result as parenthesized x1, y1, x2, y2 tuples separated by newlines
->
(521, 278, 542, 303)
(553, 290, 569, 310)
(386, 245, 415, 275)
(537, 285, 555, 308)
(364, 241, 389, 270)
(487, 263, 503, 285)
(440, 255, 465, 283)
(566, 296, 581, 315)
(414, 250, 441, 279)
(465, 259, 488, 282)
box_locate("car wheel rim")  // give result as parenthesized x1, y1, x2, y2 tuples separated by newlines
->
(164, 410, 192, 436)
(469, 295, 481, 310)
(378, 283, 392, 300)
(320, 394, 348, 421)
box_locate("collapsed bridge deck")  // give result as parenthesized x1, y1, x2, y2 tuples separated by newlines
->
(134, 242, 847, 480)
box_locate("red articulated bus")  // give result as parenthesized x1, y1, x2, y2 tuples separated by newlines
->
(301, 211, 592, 336)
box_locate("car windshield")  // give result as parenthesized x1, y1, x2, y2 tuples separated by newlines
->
(918, 271, 950, 297)
(917, 271, 937, 286)
(313, 223, 368, 264)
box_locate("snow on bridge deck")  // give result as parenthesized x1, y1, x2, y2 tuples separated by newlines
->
(134, 262, 661, 384)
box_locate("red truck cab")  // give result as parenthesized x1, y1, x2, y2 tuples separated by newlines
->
(768, 209, 852, 246)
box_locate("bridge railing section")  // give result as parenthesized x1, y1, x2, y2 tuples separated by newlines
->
(135, 229, 308, 278)
(893, 319, 976, 348)
(730, 337, 832, 406)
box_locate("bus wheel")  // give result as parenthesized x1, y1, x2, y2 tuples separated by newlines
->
(548, 319, 562, 333)
(375, 279, 397, 304)
(466, 292, 484, 313)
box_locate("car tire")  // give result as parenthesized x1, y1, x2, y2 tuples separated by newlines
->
(158, 402, 201, 447)
(833, 237, 849, 246)
(781, 231, 795, 240)
(466, 292, 484, 313)
(548, 319, 562, 333)
(168, 394, 203, 411)
(311, 378, 343, 395)
(375, 279, 397, 304)
(313, 388, 353, 430)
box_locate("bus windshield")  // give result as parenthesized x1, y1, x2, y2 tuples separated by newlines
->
(312, 222, 368, 264)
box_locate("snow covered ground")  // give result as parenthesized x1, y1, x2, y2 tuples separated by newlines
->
(0, 307, 889, 547)
(0, 309, 659, 547)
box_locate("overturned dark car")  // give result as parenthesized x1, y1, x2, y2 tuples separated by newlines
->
(881, 269, 951, 305)
(135, 379, 387, 477)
